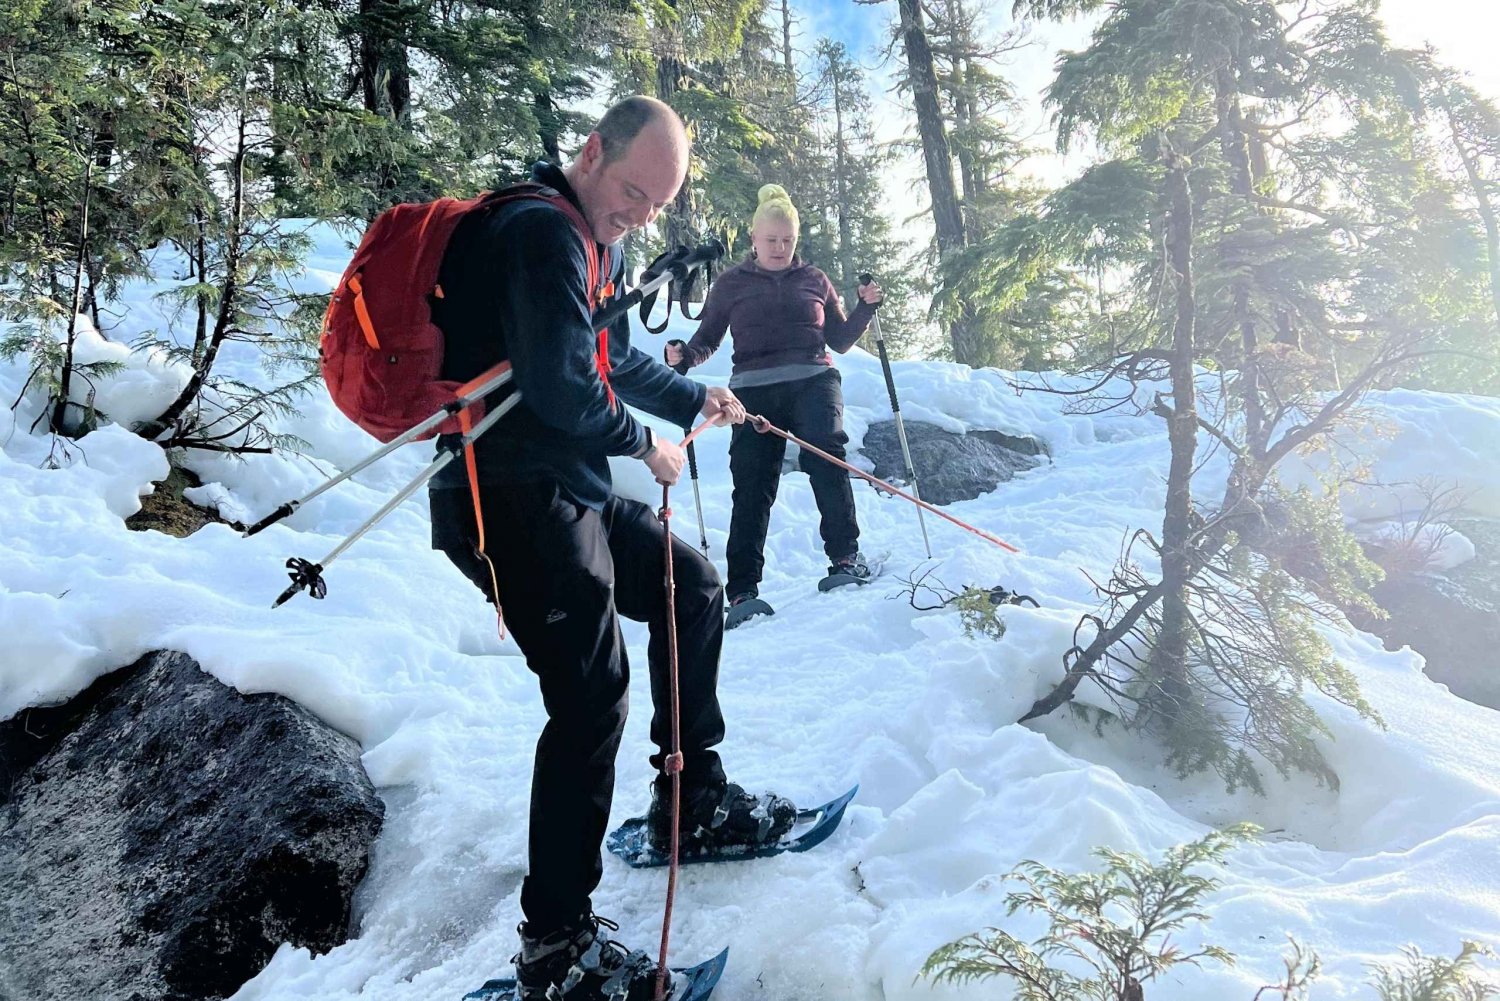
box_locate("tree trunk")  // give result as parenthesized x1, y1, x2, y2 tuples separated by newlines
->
(53, 158, 93, 435)
(534, 88, 561, 163)
(895, 0, 980, 365)
(1152, 152, 1200, 712)
(656, 51, 698, 255)
(938, 0, 984, 240)
(780, 0, 796, 86)
(1216, 70, 1267, 456)
(360, 0, 411, 123)
(956, 54, 984, 240)
(830, 55, 854, 292)
(138, 103, 249, 442)
(1437, 83, 1500, 337)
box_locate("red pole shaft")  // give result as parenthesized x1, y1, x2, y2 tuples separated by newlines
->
(747, 416, 1020, 554)
(655, 484, 683, 1001)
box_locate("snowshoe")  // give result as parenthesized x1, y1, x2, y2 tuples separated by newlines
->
(647, 780, 797, 855)
(818, 551, 885, 592)
(462, 915, 727, 1001)
(608, 786, 858, 869)
(724, 591, 773, 630)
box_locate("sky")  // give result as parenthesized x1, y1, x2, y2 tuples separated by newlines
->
(783, 0, 1500, 212)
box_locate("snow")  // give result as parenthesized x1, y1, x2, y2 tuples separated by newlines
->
(4, 225, 1500, 998)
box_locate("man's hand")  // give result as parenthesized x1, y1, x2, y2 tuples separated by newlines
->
(665, 342, 686, 368)
(644, 436, 687, 486)
(701, 386, 746, 426)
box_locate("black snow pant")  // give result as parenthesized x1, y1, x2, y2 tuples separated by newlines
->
(430, 482, 728, 935)
(726, 368, 859, 598)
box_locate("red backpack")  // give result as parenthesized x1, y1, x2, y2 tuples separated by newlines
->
(320, 183, 615, 443)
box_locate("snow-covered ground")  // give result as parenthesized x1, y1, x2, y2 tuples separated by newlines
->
(4, 223, 1500, 999)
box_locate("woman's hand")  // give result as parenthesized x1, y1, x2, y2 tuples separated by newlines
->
(701, 386, 747, 426)
(858, 280, 884, 305)
(664, 342, 685, 368)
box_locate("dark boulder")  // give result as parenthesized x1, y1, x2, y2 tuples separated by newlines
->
(858, 420, 1048, 506)
(0, 650, 383, 1000)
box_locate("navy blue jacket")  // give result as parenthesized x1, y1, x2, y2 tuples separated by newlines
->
(429, 162, 706, 509)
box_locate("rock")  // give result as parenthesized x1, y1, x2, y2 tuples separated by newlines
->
(1352, 519, 1500, 710)
(0, 651, 383, 1001)
(125, 466, 225, 538)
(858, 420, 1048, 506)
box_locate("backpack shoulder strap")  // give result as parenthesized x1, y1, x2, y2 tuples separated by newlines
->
(482, 183, 611, 310)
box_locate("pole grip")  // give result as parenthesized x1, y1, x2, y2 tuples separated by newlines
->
(876, 339, 901, 415)
(858, 271, 882, 311)
(666, 339, 692, 376)
(243, 501, 295, 537)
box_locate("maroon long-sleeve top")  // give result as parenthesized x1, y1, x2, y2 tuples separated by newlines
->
(681, 257, 876, 374)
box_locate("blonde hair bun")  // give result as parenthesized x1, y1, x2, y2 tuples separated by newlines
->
(752, 183, 800, 232)
(758, 183, 791, 206)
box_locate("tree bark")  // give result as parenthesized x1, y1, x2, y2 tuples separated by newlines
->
(534, 88, 561, 163)
(53, 158, 93, 435)
(1152, 152, 1200, 709)
(936, 0, 984, 240)
(1437, 83, 1500, 337)
(360, 0, 411, 123)
(1216, 69, 1267, 456)
(895, 0, 981, 364)
(829, 52, 855, 292)
(780, 0, 796, 86)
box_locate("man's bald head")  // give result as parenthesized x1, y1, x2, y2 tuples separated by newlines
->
(595, 96, 689, 165)
(566, 96, 690, 245)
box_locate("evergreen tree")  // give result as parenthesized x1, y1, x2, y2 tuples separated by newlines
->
(884, 0, 988, 365)
(1001, 0, 1490, 790)
(809, 39, 922, 352)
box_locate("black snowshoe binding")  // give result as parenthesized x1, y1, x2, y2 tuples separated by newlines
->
(647, 780, 797, 855)
(724, 590, 773, 630)
(514, 915, 680, 1001)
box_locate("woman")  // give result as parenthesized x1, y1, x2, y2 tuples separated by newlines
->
(667, 184, 884, 625)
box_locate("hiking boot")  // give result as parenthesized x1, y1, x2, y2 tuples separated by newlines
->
(514, 915, 680, 1001)
(727, 590, 758, 607)
(826, 551, 872, 581)
(646, 779, 797, 854)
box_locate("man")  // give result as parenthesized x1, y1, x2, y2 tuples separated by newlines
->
(428, 96, 797, 1000)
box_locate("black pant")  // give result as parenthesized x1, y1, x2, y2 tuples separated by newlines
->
(727, 368, 859, 597)
(431, 483, 728, 935)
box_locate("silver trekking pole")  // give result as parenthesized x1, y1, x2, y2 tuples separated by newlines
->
(860, 272, 931, 559)
(272, 392, 523, 607)
(242, 364, 516, 537)
(665, 338, 710, 558)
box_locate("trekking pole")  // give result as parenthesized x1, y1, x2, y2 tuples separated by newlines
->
(242, 364, 515, 537)
(654, 477, 684, 1001)
(665, 339, 709, 557)
(270, 392, 524, 608)
(748, 414, 1019, 554)
(650, 415, 723, 999)
(860, 272, 931, 559)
